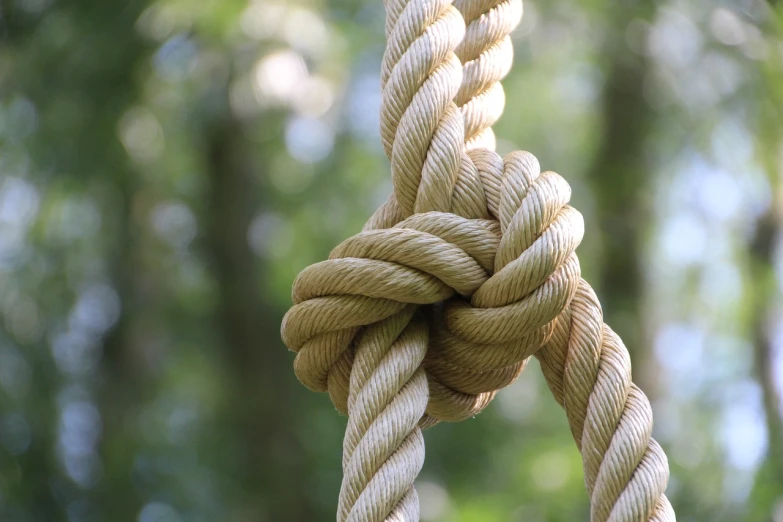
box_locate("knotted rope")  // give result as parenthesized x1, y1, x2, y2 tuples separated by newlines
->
(281, 0, 676, 519)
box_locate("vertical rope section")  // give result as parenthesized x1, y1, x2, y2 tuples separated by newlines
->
(338, 307, 428, 521)
(454, 0, 521, 150)
(337, 0, 469, 516)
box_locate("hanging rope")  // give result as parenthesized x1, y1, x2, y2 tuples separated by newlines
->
(281, 0, 676, 519)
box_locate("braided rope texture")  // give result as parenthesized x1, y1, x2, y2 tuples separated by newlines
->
(280, 0, 676, 520)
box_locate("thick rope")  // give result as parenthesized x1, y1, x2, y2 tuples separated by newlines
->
(338, 307, 427, 521)
(280, 0, 676, 519)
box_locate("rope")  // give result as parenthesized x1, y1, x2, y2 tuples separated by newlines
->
(280, 0, 676, 519)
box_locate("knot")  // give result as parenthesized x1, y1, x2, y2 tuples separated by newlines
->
(282, 0, 674, 516)
(281, 0, 583, 424)
(281, 149, 585, 423)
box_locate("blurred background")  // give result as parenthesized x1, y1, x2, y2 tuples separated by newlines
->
(0, 0, 782, 520)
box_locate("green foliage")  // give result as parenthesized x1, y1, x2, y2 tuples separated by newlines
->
(0, 0, 782, 520)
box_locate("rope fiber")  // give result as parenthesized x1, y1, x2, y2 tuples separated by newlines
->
(281, 0, 676, 519)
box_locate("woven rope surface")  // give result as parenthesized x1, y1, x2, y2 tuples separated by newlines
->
(281, 0, 676, 519)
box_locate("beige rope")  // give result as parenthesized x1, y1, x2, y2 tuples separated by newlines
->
(280, 0, 676, 519)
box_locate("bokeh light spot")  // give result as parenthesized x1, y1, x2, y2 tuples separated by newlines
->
(531, 451, 571, 491)
(417, 480, 451, 520)
(138, 502, 182, 522)
(253, 50, 308, 107)
(248, 213, 293, 260)
(709, 8, 746, 47)
(151, 201, 198, 250)
(285, 116, 334, 164)
(118, 107, 165, 163)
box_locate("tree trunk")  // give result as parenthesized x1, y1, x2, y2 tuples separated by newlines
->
(203, 106, 315, 520)
(745, 200, 783, 521)
(586, 6, 657, 395)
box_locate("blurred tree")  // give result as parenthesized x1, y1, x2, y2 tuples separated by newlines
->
(747, 201, 783, 521)
(746, 7, 783, 517)
(202, 83, 317, 518)
(584, 2, 657, 392)
(2, 1, 153, 519)
(0, 0, 781, 521)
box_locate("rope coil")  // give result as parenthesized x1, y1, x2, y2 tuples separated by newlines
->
(281, 0, 676, 519)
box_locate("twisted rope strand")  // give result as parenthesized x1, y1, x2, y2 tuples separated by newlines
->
(536, 281, 675, 521)
(338, 307, 428, 521)
(454, 0, 520, 149)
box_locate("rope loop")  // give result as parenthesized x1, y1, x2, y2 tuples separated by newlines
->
(282, 148, 587, 422)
